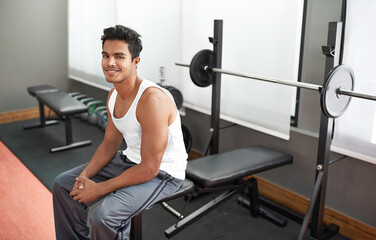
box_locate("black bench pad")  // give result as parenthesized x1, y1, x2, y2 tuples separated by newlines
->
(159, 179, 195, 202)
(186, 146, 293, 188)
(35, 90, 88, 116)
(27, 84, 58, 96)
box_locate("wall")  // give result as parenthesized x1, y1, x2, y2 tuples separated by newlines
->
(0, 0, 374, 228)
(0, 0, 68, 113)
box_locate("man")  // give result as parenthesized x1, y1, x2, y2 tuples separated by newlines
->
(53, 25, 188, 240)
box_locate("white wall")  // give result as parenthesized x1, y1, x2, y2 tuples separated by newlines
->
(0, 0, 68, 112)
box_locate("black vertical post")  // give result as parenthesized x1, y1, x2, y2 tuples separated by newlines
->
(210, 19, 223, 155)
(297, 22, 342, 240)
(39, 101, 46, 127)
(248, 178, 260, 217)
(65, 116, 73, 145)
(310, 21, 342, 239)
(130, 213, 142, 240)
(309, 113, 333, 238)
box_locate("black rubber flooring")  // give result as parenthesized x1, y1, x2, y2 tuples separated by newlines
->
(0, 118, 350, 239)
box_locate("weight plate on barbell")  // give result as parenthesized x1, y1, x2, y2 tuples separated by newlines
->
(190, 49, 214, 87)
(321, 65, 354, 118)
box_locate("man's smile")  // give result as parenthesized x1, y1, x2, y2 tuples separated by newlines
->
(105, 69, 121, 72)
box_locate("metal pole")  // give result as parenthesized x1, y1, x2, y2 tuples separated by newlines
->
(297, 170, 324, 239)
(210, 20, 223, 155)
(211, 67, 322, 91)
(176, 62, 376, 102)
(337, 88, 376, 101)
(175, 63, 190, 68)
(310, 21, 342, 240)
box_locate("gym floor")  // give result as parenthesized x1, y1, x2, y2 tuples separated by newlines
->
(0, 118, 350, 239)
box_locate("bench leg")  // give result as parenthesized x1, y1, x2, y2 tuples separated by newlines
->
(165, 190, 236, 238)
(50, 115, 91, 153)
(65, 115, 73, 144)
(23, 102, 59, 129)
(237, 177, 287, 227)
(50, 140, 92, 153)
(130, 213, 142, 240)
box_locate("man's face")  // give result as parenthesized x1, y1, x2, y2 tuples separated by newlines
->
(101, 39, 140, 84)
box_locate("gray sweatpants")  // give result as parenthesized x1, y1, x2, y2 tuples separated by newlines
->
(52, 151, 183, 240)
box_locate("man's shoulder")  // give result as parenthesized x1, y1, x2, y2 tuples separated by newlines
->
(141, 87, 166, 103)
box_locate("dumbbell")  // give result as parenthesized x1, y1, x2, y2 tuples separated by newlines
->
(94, 106, 107, 129)
(78, 97, 96, 118)
(72, 93, 88, 101)
(87, 101, 105, 124)
(96, 108, 108, 130)
(100, 111, 108, 130)
(68, 92, 83, 98)
(158, 66, 184, 109)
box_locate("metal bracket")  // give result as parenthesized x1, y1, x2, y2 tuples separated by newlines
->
(208, 37, 218, 45)
(322, 45, 335, 57)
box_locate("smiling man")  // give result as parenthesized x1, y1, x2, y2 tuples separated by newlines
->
(52, 25, 188, 240)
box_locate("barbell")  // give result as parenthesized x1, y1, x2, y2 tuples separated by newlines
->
(176, 49, 376, 118)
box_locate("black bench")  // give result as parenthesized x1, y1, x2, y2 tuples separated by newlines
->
(130, 146, 293, 239)
(25, 85, 91, 152)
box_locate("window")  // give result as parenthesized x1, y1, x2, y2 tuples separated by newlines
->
(331, 0, 376, 164)
(69, 0, 304, 140)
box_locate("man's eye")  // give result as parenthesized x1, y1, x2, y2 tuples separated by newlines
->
(102, 55, 109, 58)
(116, 56, 124, 59)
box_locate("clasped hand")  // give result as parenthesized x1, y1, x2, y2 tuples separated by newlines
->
(70, 176, 100, 204)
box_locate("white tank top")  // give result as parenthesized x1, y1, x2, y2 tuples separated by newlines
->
(108, 79, 187, 180)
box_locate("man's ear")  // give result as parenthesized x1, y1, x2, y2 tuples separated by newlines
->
(134, 57, 141, 67)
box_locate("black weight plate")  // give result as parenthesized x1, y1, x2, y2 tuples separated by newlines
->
(165, 85, 184, 109)
(321, 65, 354, 118)
(189, 49, 214, 87)
(181, 124, 192, 153)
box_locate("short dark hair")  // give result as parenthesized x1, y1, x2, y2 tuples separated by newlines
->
(101, 25, 143, 60)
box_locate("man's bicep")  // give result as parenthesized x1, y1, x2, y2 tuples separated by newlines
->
(103, 114, 123, 148)
(140, 105, 169, 160)
(142, 113, 168, 150)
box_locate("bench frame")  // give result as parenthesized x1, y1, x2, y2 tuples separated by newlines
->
(130, 176, 289, 240)
(24, 85, 91, 152)
(49, 114, 91, 153)
(24, 85, 60, 129)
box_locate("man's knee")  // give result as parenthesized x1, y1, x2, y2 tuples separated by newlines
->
(90, 205, 125, 239)
(90, 205, 116, 229)
(53, 173, 64, 192)
(52, 171, 72, 196)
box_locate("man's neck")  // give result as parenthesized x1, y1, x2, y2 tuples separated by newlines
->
(114, 75, 142, 100)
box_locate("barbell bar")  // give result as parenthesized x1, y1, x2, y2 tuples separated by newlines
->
(176, 49, 376, 118)
(176, 62, 321, 91)
(337, 88, 376, 101)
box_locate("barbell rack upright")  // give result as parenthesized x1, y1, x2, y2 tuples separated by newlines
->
(208, 20, 223, 155)
(297, 21, 343, 240)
